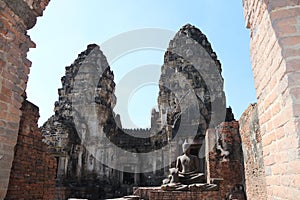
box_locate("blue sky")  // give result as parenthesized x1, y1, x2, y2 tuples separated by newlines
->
(27, 0, 257, 128)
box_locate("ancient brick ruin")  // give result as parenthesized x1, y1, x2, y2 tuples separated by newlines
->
(5, 99, 56, 200)
(0, 0, 50, 198)
(243, 0, 300, 198)
(0, 0, 300, 200)
(239, 103, 267, 199)
(34, 24, 246, 199)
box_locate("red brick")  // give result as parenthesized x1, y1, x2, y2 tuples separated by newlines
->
(0, 120, 5, 127)
(263, 90, 278, 110)
(282, 48, 300, 60)
(287, 72, 300, 87)
(279, 35, 300, 46)
(289, 87, 300, 101)
(291, 175, 300, 189)
(6, 100, 56, 200)
(0, 57, 5, 68)
(272, 163, 284, 175)
(264, 154, 276, 166)
(2, 79, 14, 90)
(0, 101, 8, 111)
(276, 24, 298, 37)
(266, 175, 280, 186)
(272, 105, 292, 129)
(262, 132, 276, 146)
(285, 186, 300, 199)
(277, 135, 298, 151)
(270, 7, 300, 20)
(0, 94, 11, 104)
(8, 105, 20, 116)
(287, 160, 300, 174)
(272, 15, 297, 27)
(275, 126, 285, 140)
(271, 101, 281, 116)
(260, 109, 271, 125)
(285, 58, 300, 73)
(268, 0, 300, 11)
(1, 71, 19, 86)
(272, 60, 286, 87)
(292, 103, 300, 118)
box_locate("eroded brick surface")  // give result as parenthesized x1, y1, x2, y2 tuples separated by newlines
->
(5, 100, 56, 200)
(243, 0, 300, 199)
(239, 104, 267, 200)
(0, 0, 49, 198)
(208, 121, 246, 199)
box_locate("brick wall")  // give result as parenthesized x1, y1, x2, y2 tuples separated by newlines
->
(5, 100, 56, 200)
(0, 0, 49, 198)
(208, 121, 246, 199)
(54, 187, 71, 200)
(239, 103, 267, 199)
(243, 0, 300, 199)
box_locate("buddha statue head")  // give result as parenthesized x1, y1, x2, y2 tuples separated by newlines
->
(182, 139, 190, 154)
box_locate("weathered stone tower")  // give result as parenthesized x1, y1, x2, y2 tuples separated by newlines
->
(38, 24, 246, 199)
(133, 24, 246, 200)
(41, 44, 123, 199)
(158, 24, 224, 135)
(155, 24, 227, 174)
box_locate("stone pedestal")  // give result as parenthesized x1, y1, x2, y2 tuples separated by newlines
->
(134, 187, 221, 200)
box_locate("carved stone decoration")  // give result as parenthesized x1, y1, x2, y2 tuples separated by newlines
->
(41, 44, 120, 198)
(157, 24, 226, 142)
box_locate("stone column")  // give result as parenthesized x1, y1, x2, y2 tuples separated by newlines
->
(243, 0, 300, 199)
(134, 168, 140, 185)
(120, 170, 124, 184)
(77, 148, 83, 177)
(152, 154, 157, 174)
(0, 0, 49, 198)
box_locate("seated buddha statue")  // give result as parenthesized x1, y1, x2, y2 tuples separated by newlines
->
(175, 139, 205, 184)
(161, 139, 206, 191)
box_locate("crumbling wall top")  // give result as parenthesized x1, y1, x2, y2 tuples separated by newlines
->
(2, 0, 50, 29)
